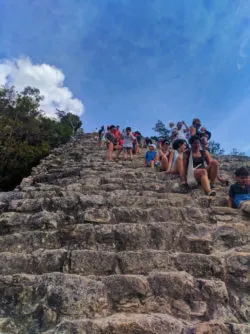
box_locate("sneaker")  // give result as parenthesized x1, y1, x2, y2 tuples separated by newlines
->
(210, 183, 215, 189)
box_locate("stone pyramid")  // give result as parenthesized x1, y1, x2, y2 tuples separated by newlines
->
(0, 133, 249, 333)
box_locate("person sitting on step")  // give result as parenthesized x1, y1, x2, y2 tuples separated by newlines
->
(184, 135, 218, 196)
(228, 167, 250, 208)
(123, 127, 136, 161)
(158, 139, 173, 171)
(105, 125, 123, 161)
(145, 144, 160, 168)
(166, 139, 187, 185)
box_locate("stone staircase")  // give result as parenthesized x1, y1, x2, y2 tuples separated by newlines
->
(0, 133, 249, 334)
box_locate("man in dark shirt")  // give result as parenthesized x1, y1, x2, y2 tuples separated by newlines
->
(228, 167, 250, 208)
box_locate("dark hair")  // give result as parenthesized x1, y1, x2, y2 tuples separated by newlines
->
(200, 130, 211, 140)
(192, 118, 201, 125)
(235, 167, 249, 177)
(126, 127, 131, 132)
(109, 125, 116, 130)
(189, 135, 201, 145)
(163, 139, 170, 145)
(173, 139, 186, 150)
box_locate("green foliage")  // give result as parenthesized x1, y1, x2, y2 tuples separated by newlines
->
(153, 120, 170, 138)
(209, 141, 225, 155)
(0, 85, 82, 191)
(56, 109, 82, 135)
(230, 148, 246, 156)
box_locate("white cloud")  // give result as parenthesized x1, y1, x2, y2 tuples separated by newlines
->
(0, 57, 84, 118)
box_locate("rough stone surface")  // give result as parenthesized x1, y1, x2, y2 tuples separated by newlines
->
(0, 133, 249, 333)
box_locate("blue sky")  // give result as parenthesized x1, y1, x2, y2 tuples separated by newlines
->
(1, 0, 250, 153)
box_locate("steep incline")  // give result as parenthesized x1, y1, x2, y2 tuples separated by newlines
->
(0, 134, 249, 334)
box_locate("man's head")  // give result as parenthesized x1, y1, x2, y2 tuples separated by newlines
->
(116, 125, 120, 130)
(200, 134, 208, 145)
(148, 144, 156, 151)
(163, 139, 170, 148)
(192, 118, 201, 129)
(177, 121, 183, 130)
(126, 126, 131, 134)
(173, 139, 186, 151)
(189, 135, 201, 150)
(235, 167, 249, 185)
(110, 125, 116, 133)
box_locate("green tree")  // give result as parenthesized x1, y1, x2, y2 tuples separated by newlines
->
(230, 148, 246, 156)
(153, 120, 170, 138)
(0, 86, 82, 190)
(56, 109, 82, 135)
(209, 141, 225, 155)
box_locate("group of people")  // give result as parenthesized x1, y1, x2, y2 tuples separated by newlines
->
(144, 118, 218, 197)
(98, 125, 142, 161)
(97, 119, 250, 208)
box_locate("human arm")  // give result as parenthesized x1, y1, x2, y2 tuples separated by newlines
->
(183, 151, 189, 181)
(205, 150, 212, 166)
(228, 185, 235, 208)
(105, 133, 111, 144)
(154, 152, 159, 163)
(190, 126, 196, 136)
(145, 152, 149, 166)
(228, 196, 234, 208)
(182, 120, 190, 132)
(166, 150, 174, 172)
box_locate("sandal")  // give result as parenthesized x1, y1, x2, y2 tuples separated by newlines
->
(208, 190, 216, 197)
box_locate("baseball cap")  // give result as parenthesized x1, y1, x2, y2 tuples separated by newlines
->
(148, 144, 156, 149)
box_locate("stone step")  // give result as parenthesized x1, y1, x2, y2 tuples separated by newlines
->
(9, 190, 195, 209)
(0, 272, 237, 326)
(66, 250, 224, 279)
(42, 315, 250, 334)
(1, 249, 247, 292)
(0, 223, 213, 254)
(0, 249, 225, 280)
(6, 199, 205, 225)
(42, 313, 191, 334)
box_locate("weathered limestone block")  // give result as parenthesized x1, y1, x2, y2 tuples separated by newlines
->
(43, 313, 190, 334)
(67, 250, 118, 275)
(83, 208, 113, 224)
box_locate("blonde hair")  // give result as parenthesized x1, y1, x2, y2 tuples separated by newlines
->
(169, 122, 175, 128)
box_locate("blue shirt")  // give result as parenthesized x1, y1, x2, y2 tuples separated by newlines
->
(145, 151, 157, 163)
(229, 183, 250, 208)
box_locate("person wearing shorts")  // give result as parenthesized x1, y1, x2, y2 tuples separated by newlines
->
(123, 127, 136, 161)
(145, 144, 160, 168)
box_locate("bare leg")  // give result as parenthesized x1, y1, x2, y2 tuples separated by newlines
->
(124, 148, 128, 160)
(194, 169, 211, 194)
(174, 156, 186, 184)
(161, 156, 169, 171)
(115, 146, 122, 159)
(150, 160, 154, 168)
(107, 143, 114, 161)
(129, 148, 133, 160)
(207, 159, 219, 184)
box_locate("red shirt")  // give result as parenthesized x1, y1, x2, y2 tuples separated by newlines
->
(114, 129, 121, 139)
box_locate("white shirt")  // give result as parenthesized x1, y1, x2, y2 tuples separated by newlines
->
(176, 129, 187, 140)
